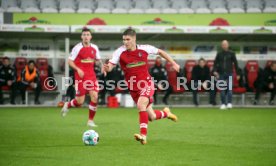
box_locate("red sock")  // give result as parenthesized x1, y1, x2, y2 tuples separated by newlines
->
(154, 110, 168, 120)
(67, 99, 80, 108)
(139, 111, 148, 136)
(89, 101, 97, 120)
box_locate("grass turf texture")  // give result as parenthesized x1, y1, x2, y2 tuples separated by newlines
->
(0, 107, 275, 166)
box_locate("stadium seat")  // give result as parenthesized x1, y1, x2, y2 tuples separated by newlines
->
(145, 0, 168, 14)
(209, 0, 228, 13)
(20, 0, 40, 13)
(245, 0, 262, 13)
(112, 0, 132, 13)
(206, 60, 214, 74)
(232, 66, 246, 105)
(77, 0, 94, 13)
(227, 0, 245, 13)
(94, 0, 113, 13)
(162, 8, 178, 14)
(2, 0, 22, 12)
(191, 0, 211, 13)
(165, 62, 185, 93)
(40, 0, 58, 13)
(184, 60, 197, 84)
(14, 57, 27, 82)
(129, 0, 151, 13)
(171, 0, 193, 13)
(232, 67, 246, 93)
(244, 60, 259, 91)
(263, 0, 276, 13)
(36, 58, 52, 91)
(59, 0, 76, 13)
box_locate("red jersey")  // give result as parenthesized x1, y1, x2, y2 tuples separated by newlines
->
(109, 45, 159, 91)
(69, 42, 101, 79)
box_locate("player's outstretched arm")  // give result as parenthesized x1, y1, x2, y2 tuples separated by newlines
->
(103, 62, 115, 73)
(158, 49, 180, 72)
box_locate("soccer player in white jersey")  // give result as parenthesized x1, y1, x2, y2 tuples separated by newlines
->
(104, 29, 180, 144)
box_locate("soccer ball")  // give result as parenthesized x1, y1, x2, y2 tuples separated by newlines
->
(82, 130, 99, 146)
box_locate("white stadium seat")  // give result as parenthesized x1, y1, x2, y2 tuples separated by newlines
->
(129, 0, 151, 13)
(2, 0, 22, 12)
(59, 0, 76, 13)
(40, 0, 58, 13)
(0, 0, 268, 14)
(77, 0, 94, 13)
(148, 0, 177, 14)
(171, 0, 193, 13)
(245, 0, 262, 13)
(128, 8, 144, 13)
(227, 0, 245, 13)
(191, 0, 211, 13)
(145, 8, 161, 13)
(209, 0, 228, 13)
(263, 0, 276, 13)
(162, 8, 177, 14)
(94, 0, 113, 13)
(112, 0, 132, 13)
(20, 0, 40, 13)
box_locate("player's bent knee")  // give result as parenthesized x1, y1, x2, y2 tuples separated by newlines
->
(137, 104, 147, 111)
(76, 98, 85, 106)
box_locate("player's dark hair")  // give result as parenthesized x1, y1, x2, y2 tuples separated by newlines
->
(82, 28, 92, 35)
(3, 56, 9, 61)
(28, 60, 35, 65)
(123, 28, 136, 36)
(199, 58, 206, 62)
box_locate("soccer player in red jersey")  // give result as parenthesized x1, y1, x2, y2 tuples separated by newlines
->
(104, 29, 180, 144)
(61, 28, 103, 127)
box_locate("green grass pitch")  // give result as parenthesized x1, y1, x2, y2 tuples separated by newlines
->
(0, 107, 275, 166)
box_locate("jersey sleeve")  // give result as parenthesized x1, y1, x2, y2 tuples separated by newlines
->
(69, 44, 82, 61)
(92, 44, 101, 60)
(143, 45, 159, 55)
(95, 45, 101, 60)
(109, 47, 124, 65)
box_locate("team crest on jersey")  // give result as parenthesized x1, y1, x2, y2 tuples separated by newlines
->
(91, 50, 94, 54)
(138, 52, 142, 57)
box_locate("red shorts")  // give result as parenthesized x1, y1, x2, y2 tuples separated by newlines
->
(129, 83, 155, 106)
(75, 79, 99, 96)
(74, 70, 99, 96)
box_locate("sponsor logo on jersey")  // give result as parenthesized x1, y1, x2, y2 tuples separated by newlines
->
(81, 59, 95, 63)
(126, 61, 146, 68)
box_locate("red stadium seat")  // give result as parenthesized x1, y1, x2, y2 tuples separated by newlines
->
(14, 57, 27, 82)
(165, 62, 184, 93)
(245, 60, 259, 91)
(184, 60, 197, 84)
(206, 60, 214, 73)
(1, 85, 10, 91)
(232, 67, 246, 94)
(36, 58, 51, 91)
